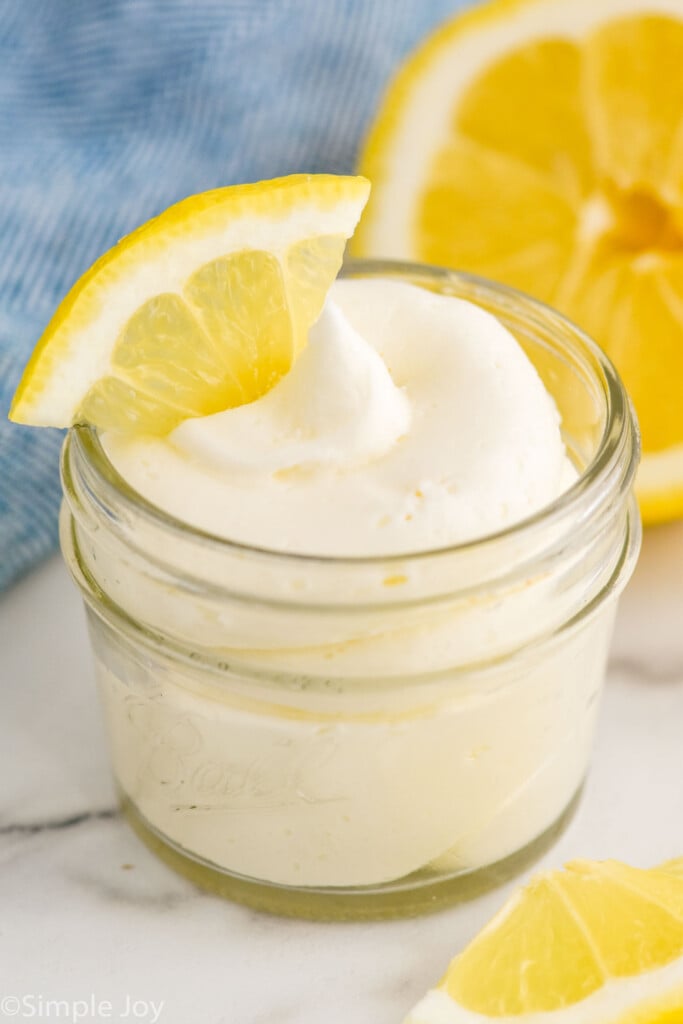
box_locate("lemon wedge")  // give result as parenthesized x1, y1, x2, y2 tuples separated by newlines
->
(355, 0, 683, 523)
(405, 859, 683, 1023)
(10, 174, 369, 433)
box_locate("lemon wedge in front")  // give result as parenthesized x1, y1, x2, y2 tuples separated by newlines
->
(405, 859, 683, 1024)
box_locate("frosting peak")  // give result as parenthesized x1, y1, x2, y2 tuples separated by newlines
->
(170, 299, 411, 477)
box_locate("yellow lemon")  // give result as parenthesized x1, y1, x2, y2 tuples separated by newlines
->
(355, 0, 683, 523)
(10, 174, 369, 433)
(405, 859, 683, 1023)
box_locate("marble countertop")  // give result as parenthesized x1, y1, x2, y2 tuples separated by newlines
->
(1, 524, 683, 1024)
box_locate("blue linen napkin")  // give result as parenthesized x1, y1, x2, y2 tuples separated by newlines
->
(0, 0, 467, 591)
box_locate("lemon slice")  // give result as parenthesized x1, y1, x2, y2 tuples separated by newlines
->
(355, 0, 683, 523)
(10, 174, 369, 433)
(405, 859, 683, 1023)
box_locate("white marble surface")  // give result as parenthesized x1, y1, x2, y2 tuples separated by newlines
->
(1, 525, 682, 1024)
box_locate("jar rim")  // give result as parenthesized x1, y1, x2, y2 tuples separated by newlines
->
(67, 258, 640, 570)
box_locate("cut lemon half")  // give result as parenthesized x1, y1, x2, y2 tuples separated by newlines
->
(355, 0, 683, 523)
(10, 174, 369, 433)
(405, 859, 683, 1024)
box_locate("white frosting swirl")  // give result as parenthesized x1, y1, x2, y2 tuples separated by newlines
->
(103, 278, 574, 555)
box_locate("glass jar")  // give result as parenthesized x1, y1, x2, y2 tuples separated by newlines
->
(59, 260, 640, 920)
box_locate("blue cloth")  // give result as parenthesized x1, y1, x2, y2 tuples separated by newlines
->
(0, 0, 467, 590)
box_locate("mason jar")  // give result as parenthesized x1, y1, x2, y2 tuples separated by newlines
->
(59, 261, 641, 919)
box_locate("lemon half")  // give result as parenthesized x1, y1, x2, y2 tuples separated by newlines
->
(356, 0, 683, 523)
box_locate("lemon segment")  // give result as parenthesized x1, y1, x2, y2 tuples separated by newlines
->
(455, 38, 593, 203)
(443, 870, 605, 1013)
(419, 136, 576, 300)
(584, 15, 683, 200)
(355, 0, 683, 522)
(10, 175, 369, 432)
